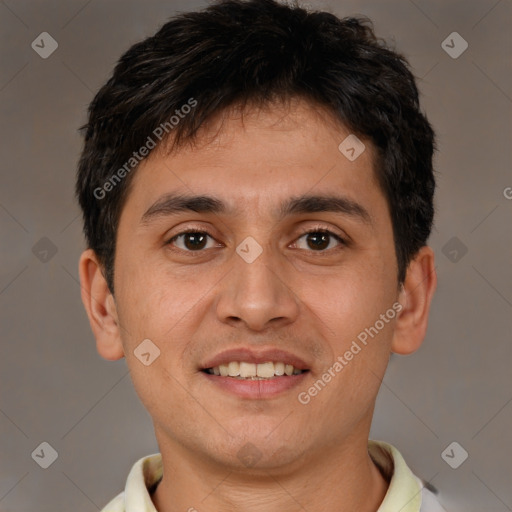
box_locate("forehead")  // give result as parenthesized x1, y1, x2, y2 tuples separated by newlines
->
(123, 97, 386, 223)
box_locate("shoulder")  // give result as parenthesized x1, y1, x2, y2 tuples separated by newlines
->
(420, 485, 446, 512)
(369, 440, 446, 512)
(98, 452, 162, 512)
(100, 491, 125, 512)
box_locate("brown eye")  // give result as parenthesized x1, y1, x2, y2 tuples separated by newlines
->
(294, 229, 345, 252)
(167, 230, 215, 251)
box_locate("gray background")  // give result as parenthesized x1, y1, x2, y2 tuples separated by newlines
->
(1, 0, 511, 511)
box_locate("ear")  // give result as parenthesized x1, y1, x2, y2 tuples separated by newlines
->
(391, 245, 437, 355)
(78, 249, 125, 361)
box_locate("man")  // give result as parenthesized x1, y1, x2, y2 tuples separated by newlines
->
(75, 0, 441, 510)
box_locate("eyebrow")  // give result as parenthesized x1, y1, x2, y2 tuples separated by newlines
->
(140, 192, 373, 227)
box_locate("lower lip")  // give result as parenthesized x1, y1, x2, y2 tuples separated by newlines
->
(201, 371, 310, 399)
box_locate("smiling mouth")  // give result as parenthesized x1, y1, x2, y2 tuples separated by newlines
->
(201, 361, 309, 380)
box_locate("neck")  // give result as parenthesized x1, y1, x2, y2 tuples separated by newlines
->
(151, 434, 388, 512)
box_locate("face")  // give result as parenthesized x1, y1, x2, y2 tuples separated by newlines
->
(96, 98, 406, 470)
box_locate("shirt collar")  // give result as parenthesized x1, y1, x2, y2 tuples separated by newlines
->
(121, 441, 422, 512)
(369, 440, 423, 512)
(124, 452, 162, 512)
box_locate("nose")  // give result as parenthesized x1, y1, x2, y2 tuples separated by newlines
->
(215, 244, 300, 331)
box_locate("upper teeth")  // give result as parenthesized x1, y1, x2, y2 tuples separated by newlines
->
(208, 361, 304, 378)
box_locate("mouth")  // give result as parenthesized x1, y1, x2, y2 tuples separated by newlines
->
(201, 361, 309, 380)
(199, 348, 311, 399)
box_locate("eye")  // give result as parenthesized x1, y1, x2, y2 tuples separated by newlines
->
(166, 230, 219, 252)
(293, 228, 346, 252)
(165, 227, 347, 254)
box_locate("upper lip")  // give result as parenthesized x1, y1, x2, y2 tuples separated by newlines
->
(200, 347, 310, 371)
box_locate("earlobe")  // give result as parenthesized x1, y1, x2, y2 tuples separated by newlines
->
(78, 249, 125, 361)
(391, 246, 437, 355)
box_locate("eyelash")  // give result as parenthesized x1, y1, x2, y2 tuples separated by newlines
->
(165, 226, 347, 254)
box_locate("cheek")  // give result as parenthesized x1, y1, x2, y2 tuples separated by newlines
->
(319, 263, 390, 322)
(114, 279, 198, 414)
(115, 253, 182, 327)
(114, 259, 218, 372)
(306, 257, 397, 368)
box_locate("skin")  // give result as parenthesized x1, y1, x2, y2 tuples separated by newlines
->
(79, 97, 436, 512)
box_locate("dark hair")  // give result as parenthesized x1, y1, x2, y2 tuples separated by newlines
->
(75, 0, 436, 294)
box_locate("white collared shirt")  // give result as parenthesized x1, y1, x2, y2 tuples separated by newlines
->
(100, 440, 444, 512)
